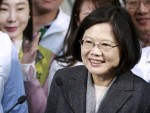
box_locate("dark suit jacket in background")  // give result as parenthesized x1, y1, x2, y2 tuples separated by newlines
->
(45, 65, 150, 113)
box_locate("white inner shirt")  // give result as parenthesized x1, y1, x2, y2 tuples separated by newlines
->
(94, 85, 108, 112)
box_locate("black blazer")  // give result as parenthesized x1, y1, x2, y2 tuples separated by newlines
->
(45, 65, 150, 113)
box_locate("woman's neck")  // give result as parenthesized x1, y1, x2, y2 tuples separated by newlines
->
(92, 74, 115, 86)
(14, 39, 23, 54)
(11, 34, 23, 54)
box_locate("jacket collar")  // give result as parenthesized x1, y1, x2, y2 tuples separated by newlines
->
(97, 71, 133, 113)
(145, 47, 150, 62)
(61, 66, 134, 113)
(43, 8, 70, 37)
(141, 47, 150, 62)
(61, 66, 87, 113)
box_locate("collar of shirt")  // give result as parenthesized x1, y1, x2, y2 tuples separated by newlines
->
(142, 47, 150, 63)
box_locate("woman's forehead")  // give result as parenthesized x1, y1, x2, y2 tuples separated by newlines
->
(1, 0, 29, 5)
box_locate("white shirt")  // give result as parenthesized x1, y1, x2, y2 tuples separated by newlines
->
(0, 32, 11, 113)
(95, 85, 108, 112)
(132, 47, 150, 83)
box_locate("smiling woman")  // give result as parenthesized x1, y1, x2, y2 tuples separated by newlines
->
(0, 0, 42, 113)
(45, 5, 150, 113)
(0, 0, 30, 41)
(80, 23, 120, 85)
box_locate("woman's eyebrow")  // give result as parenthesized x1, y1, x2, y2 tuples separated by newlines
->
(16, 2, 27, 6)
(1, 2, 26, 6)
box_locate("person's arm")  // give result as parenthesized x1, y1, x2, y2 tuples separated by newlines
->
(22, 62, 48, 113)
(2, 44, 28, 113)
(21, 32, 47, 113)
(23, 75, 48, 113)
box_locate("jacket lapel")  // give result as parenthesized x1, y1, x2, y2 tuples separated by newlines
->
(68, 66, 88, 113)
(97, 71, 134, 113)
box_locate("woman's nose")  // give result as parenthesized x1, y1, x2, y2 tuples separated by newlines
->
(90, 46, 103, 56)
(137, 2, 149, 14)
(8, 10, 17, 23)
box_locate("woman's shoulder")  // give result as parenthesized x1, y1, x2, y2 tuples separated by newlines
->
(0, 31, 11, 42)
(119, 71, 150, 88)
(50, 59, 83, 72)
(0, 32, 12, 83)
(131, 71, 150, 90)
(54, 65, 86, 79)
(52, 65, 87, 86)
(57, 65, 86, 73)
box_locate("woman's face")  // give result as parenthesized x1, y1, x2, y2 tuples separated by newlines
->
(81, 23, 120, 78)
(79, 1, 95, 23)
(0, 0, 30, 41)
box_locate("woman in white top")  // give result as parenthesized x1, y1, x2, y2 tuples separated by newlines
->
(0, 31, 28, 113)
(0, 0, 42, 113)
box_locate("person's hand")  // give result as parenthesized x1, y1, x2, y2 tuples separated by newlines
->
(21, 32, 41, 64)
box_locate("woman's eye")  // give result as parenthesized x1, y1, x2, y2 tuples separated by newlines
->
(17, 7, 25, 11)
(101, 43, 111, 47)
(85, 40, 92, 44)
(0, 8, 8, 11)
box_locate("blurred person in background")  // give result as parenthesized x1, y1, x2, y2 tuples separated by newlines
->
(0, 0, 70, 112)
(0, 31, 28, 113)
(19, 0, 70, 112)
(0, 0, 42, 113)
(0, 0, 33, 53)
(123, 0, 150, 47)
(123, 0, 150, 83)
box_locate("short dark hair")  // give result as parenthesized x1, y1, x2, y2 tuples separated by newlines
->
(72, 5, 141, 74)
(56, 0, 121, 67)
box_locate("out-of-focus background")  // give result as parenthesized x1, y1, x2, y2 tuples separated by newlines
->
(61, 0, 75, 15)
(61, 0, 124, 16)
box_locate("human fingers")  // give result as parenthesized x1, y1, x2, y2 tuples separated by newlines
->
(30, 32, 41, 53)
(23, 40, 31, 53)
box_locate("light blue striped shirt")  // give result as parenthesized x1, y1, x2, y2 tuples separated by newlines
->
(0, 36, 28, 113)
